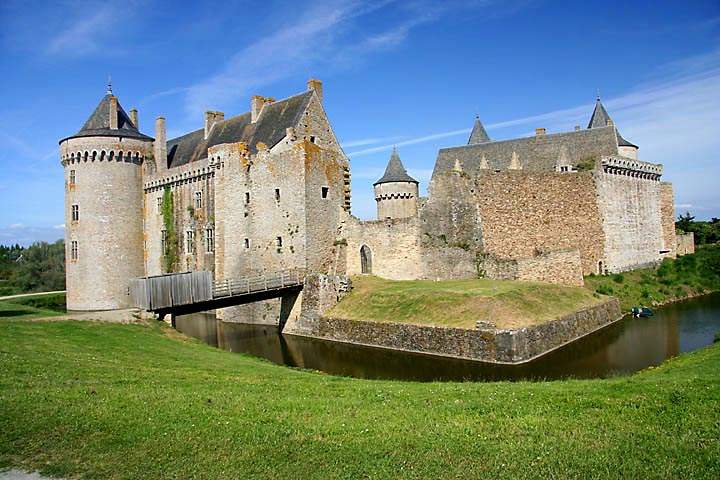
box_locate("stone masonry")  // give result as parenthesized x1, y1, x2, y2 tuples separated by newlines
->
(62, 84, 680, 315)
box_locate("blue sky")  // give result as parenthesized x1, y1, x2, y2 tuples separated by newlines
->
(1, 0, 719, 245)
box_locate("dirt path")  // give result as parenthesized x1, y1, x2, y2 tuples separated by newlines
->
(0, 291, 65, 301)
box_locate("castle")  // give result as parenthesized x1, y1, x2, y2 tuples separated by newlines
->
(60, 79, 682, 321)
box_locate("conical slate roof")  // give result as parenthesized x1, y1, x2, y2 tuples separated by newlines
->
(468, 115, 490, 144)
(587, 96, 637, 149)
(374, 147, 418, 185)
(61, 94, 153, 142)
(587, 97, 611, 129)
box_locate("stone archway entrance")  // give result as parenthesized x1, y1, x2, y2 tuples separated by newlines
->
(360, 245, 372, 274)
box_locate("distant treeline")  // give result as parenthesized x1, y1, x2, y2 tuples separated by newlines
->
(0, 240, 65, 296)
(676, 213, 720, 245)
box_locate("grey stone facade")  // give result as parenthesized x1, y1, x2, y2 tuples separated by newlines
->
(62, 84, 680, 314)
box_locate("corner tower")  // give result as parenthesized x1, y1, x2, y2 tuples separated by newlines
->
(374, 147, 419, 219)
(59, 85, 153, 310)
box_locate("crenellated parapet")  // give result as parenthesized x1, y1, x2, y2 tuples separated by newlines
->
(600, 155, 663, 181)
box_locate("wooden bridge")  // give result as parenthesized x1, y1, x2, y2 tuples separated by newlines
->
(129, 269, 305, 318)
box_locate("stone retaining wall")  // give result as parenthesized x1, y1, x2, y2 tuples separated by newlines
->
(286, 297, 621, 363)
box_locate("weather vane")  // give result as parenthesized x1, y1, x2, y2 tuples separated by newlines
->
(106, 75, 113, 95)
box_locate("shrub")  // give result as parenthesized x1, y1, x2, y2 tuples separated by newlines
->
(612, 274, 624, 284)
(595, 285, 614, 295)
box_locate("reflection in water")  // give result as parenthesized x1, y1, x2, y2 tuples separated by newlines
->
(175, 293, 720, 382)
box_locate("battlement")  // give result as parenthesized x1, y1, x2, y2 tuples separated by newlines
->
(600, 155, 662, 181)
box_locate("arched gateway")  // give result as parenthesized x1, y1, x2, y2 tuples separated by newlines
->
(360, 245, 372, 274)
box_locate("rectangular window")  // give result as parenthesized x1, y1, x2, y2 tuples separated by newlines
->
(276, 236, 283, 247)
(185, 230, 195, 254)
(161, 230, 168, 253)
(275, 188, 281, 202)
(244, 238, 250, 249)
(69, 170, 76, 185)
(195, 191, 202, 209)
(245, 192, 250, 204)
(71, 204, 79, 222)
(205, 228, 214, 253)
(70, 240, 78, 261)
(321, 186, 329, 199)
(157, 197, 163, 213)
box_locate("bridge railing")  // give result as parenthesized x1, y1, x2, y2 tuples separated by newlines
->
(130, 271, 213, 311)
(212, 269, 305, 299)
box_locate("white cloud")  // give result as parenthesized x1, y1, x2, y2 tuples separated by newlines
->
(180, 0, 504, 118)
(53, 224, 65, 230)
(9, 223, 24, 229)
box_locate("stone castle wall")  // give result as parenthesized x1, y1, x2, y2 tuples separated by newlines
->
(659, 182, 677, 258)
(143, 158, 216, 277)
(61, 136, 150, 310)
(470, 171, 605, 275)
(595, 172, 665, 272)
(676, 232, 695, 256)
(342, 216, 423, 279)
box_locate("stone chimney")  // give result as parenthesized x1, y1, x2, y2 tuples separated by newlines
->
(154, 117, 167, 171)
(129, 108, 139, 129)
(251, 96, 265, 123)
(307, 78, 323, 103)
(204, 111, 225, 139)
(109, 96, 118, 130)
(535, 127, 546, 136)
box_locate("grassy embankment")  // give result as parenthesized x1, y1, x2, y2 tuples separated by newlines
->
(327, 276, 607, 329)
(585, 244, 720, 311)
(0, 318, 719, 479)
(329, 245, 720, 328)
(0, 293, 66, 319)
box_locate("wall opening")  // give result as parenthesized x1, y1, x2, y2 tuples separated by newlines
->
(321, 186, 329, 198)
(360, 245, 372, 274)
(598, 261, 604, 275)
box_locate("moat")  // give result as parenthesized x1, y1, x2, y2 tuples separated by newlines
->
(175, 292, 720, 382)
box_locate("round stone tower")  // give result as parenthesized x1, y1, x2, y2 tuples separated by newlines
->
(59, 85, 153, 310)
(374, 147, 419, 219)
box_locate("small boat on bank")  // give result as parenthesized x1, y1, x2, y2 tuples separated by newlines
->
(632, 307, 654, 318)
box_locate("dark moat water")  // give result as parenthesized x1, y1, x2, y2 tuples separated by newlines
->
(175, 292, 720, 382)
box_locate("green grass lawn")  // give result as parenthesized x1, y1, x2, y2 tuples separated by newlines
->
(585, 244, 720, 311)
(327, 275, 607, 329)
(0, 293, 66, 320)
(1, 319, 718, 479)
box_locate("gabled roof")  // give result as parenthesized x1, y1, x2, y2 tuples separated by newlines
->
(468, 115, 490, 144)
(374, 147, 418, 185)
(587, 96, 638, 149)
(167, 91, 314, 168)
(61, 94, 153, 142)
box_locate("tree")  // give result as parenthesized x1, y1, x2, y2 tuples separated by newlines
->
(11, 240, 65, 293)
(676, 212, 695, 232)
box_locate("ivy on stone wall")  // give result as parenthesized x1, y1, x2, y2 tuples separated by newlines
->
(161, 187, 178, 273)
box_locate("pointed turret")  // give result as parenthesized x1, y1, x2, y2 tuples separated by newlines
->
(468, 115, 490, 144)
(373, 147, 419, 220)
(374, 146, 418, 186)
(62, 93, 153, 142)
(587, 95, 638, 157)
(587, 96, 612, 129)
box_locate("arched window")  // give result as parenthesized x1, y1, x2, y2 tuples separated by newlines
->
(109, 151, 115, 161)
(83, 151, 89, 162)
(360, 245, 372, 274)
(100, 151, 106, 161)
(92, 151, 97, 161)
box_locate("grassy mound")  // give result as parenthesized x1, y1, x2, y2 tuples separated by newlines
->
(327, 276, 608, 329)
(585, 244, 720, 310)
(0, 319, 718, 479)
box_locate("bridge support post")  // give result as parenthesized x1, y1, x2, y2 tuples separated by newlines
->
(279, 290, 302, 331)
